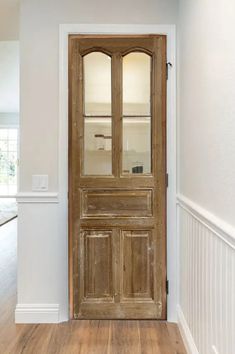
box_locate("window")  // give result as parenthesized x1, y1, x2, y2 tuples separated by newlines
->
(0, 128, 18, 195)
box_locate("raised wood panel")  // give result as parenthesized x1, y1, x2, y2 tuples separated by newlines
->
(82, 230, 114, 301)
(79, 177, 155, 189)
(120, 230, 154, 301)
(81, 189, 153, 217)
(80, 218, 155, 229)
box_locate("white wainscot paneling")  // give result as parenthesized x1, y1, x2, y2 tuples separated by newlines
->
(177, 196, 235, 354)
(15, 196, 68, 323)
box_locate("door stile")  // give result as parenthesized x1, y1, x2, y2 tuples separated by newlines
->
(68, 37, 74, 319)
(154, 36, 167, 319)
(69, 39, 82, 317)
(76, 48, 84, 319)
(113, 228, 121, 303)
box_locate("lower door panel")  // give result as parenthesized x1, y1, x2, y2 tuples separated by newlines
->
(76, 228, 163, 319)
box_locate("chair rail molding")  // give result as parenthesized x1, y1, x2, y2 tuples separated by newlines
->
(177, 194, 235, 249)
(16, 192, 59, 204)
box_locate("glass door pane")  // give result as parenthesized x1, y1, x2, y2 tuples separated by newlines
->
(122, 53, 152, 175)
(84, 52, 112, 116)
(123, 52, 151, 116)
(122, 117, 151, 174)
(84, 118, 112, 175)
(83, 52, 112, 175)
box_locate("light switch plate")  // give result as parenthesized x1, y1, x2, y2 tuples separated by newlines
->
(32, 175, 49, 191)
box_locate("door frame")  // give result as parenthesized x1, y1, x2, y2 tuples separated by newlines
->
(59, 24, 177, 321)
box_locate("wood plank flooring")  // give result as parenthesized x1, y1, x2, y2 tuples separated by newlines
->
(0, 219, 187, 354)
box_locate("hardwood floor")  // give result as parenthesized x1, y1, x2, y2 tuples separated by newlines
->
(0, 219, 186, 354)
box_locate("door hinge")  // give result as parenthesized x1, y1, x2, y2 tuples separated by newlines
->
(166, 173, 169, 188)
(166, 280, 169, 295)
(166, 62, 173, 80)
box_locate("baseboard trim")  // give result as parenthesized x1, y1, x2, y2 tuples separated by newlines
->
(15, 304, 60, 323)
(177, 305, 199, 354)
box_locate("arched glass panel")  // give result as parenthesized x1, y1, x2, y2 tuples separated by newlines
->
(122, 53, 151, 175)
(84, 52, 112, 116)
(123, 52, 151, 116)
(83, 52, 112, 175)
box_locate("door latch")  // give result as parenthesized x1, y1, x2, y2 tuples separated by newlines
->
(166, 62, 173, 80)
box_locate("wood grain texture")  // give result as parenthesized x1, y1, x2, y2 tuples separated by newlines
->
(121, 231, 153, 301)
(69, 35, 167, 319)
(83, 230, 113, 300)
(81, 189, 153, 217)
(0, 219, 186, 354)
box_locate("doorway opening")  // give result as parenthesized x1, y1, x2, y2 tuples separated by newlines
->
(0, 41, 19, 226)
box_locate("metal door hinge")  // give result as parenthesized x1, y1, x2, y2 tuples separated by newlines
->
(166, 62, 173, 80)
(166, 173, 169, 188)
(166, 280, 169, 295)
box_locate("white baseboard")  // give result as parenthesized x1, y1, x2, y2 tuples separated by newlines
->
(15, 304, 60, 323)
(177, 305, 199, 354)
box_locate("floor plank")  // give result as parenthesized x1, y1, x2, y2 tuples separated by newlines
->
(0, 219, 187, 354)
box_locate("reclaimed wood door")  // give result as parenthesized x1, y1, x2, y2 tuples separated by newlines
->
(69, 35, 167, 319)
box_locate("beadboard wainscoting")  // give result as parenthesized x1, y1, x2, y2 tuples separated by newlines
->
(177, 195, 235, 354)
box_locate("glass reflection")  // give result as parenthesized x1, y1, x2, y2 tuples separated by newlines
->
(122, 117, 151, 174)
(83, 52, 112, 116)
(84, 118, 112, 175)
(123, 53, 151, 116)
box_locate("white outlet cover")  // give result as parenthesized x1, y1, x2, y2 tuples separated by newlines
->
(32, 175, 49, 191)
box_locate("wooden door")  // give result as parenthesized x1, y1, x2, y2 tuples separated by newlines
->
(69, 35, 167, 319)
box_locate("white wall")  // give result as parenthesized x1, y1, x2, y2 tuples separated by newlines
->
(0, 41, 19, 114)
(178, 0, 235, 227)
(178, 1, 235, 353)
(0, 0, 19, 40)
(17, 0, 178, 323)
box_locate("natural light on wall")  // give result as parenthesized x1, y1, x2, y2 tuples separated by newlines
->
(0, 128, 18, 195)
